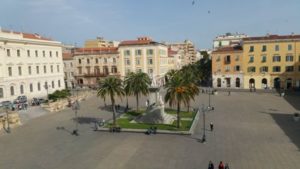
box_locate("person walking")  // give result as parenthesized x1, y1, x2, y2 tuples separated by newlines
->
(208, 161, 214, 169)
(218, 161, 224, 169)
(225, 163, 229, 169)
(210, 122, 214, 131)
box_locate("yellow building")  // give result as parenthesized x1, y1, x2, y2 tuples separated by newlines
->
(211, 46, 244, 88)
(243, 35, 300, 90)
(84, 37, 119, 48)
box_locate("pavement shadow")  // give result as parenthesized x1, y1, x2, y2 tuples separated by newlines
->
(260, 111, 300, 151)
(98, 105, 126, 113)
(56, 126, 72, 135)
(74, 117, 103, 124)
(282, 92, 300, 111)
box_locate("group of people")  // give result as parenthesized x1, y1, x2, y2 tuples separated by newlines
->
(208, 161, 229, 169)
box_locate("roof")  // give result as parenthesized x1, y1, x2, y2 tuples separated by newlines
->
(74, 47, 119, 55)
(168, 48, 178, 56)
(243, 34, 300, 41)
(1, 29, 54, 41)
(119, 37, 164, 46)
(212, 46, 243, 53)
(62, 52, 73, 60)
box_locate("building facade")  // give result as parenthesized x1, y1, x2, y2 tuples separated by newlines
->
(243, 35, 300, 89)
(63, 52, 76, 89)
(212, 46, 244, 88)
(167, 40, 197, 66)
(84, 37, 119, 48)
(118, 37, 170, 83)
(0, 29, 64, 102)
(73, 47, 119, 87)
(213, 33, 248, 50)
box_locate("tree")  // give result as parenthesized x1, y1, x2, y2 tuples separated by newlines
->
(97, 76, 124, 126)
(124, 72, 151, 112)
(164, 73, 191, 128)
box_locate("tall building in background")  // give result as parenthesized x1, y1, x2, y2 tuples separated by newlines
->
(63, 52, 75, 89)
(73, 47, 119, 87)
(213, 33, 248, 50)
(167, 40, 197, 66)
(118, 37, 170, 84)
(0, 29, 64, 102)
(84, 37, 119, 48)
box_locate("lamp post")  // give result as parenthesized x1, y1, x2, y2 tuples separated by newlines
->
(44, 84, 50, 100)
(6, 107, 10, 133)
(201, 104, 214, 143)
(72, 87, 80, 136)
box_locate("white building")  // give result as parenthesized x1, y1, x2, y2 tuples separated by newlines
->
(0, 29, 64, 102)
(213, 33, 248, 50)
(63, 52, 76, 89)
(118, 37, 170, 84)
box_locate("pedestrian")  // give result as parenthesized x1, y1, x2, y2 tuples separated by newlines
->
(225, 163, 229, 169)
(210, 122, 214, 131)
(218, 161, 224, 169)
(208, 161, 214, 169)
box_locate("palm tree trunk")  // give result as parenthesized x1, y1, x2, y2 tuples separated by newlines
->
(126, 95, 128, 109)
(136, 93, 139, 112)
(111, 95, 116, 126)
(187, 101, 190, 112)
(177, 102, 181, 128)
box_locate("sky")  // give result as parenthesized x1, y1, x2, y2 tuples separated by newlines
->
(0, 0, 300, 49)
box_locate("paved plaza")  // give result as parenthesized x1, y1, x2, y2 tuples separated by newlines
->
(0, 90, 299, 169)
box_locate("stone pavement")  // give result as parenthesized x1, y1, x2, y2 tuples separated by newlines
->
(0, 91, 299, 169)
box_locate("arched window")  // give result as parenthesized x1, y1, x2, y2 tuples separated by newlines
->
(236, 78, 240, 88)
(20, 85, 24, 94)
(0, 88, 4, 98)
(10, 86, 14, 96)
(217, 78, 221, 87)
(37, 82, 41, 91)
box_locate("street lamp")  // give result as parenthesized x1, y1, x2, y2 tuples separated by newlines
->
(5, 106, 10, 133)
(201, 104, 214, 143)
(72, 87, 80, 136)
(44, 84, 51, 100)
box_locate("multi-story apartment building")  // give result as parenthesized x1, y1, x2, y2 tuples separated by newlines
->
(212, 46, 244, 88)
(73, 47, 119, 87)
(212, 34, 300, 90)
(243, 34, 300, 89)
(63, 52, 76, 89)
(213, 33, 248, 50)
(0, 29, 64, 102)
(118, 37, 170, 83)
(167, 40, 197, 66)
(84, 37, 119, 48)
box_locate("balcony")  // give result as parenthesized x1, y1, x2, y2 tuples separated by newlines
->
(83, 73, 109, 77)
(224, 60, 231, 64)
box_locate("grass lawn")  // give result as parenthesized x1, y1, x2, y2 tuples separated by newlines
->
(106, 108, 196, 131)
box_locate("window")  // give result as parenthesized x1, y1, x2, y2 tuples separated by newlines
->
(136, 58, 141, 65)
(58, 80, 61, 87)
(51, 65, 53, 73)
(52, 81, 55, 88)
(225, 66, 230, 72)
(235, 55, 239, 61)
(288, 44, 292, 51)
(159, 49, 166, 55)
(78, 59, 81, 64)
(148, 68, 153, 74)
(147, 49, 154, 55)
(113, 58, 116, 63)
(125, 69, 131, 75)
(7, 49, 11, 56)
(286, 55, 293, 62)
(234, 65, 240, 71)
(43, 51, 45, 57)
(56, 51, 58, 57)
(247, 66, 256, 73)
(70, 62, 73, 67)
(28, 66, 31, 75)
(249, 46, 254, 52)
(35, 50, 38, 57)
(272, 66, 281, 72)
(20, 85, 24, 94)
(135, 49, 142, 56)
(18, 66, 22, 76)
(50, 51, 52, 57)
(225, 55, 231, 64)
(27, 50, 30, 57)
(57, 65, 60, 72)
(44, 65, 47, 73)
(273, 55, 281, 62)
(10, 86, 14, 96)
(216, 56, 220, 62)
(275, 45, 279, 51)
(299, 66, 300, 72)
(125, 59, 130, 65)
(249, 55, 254, 63)
(8, 67, 12, 76)
(78, 67, 82, 74)
(17, 49, 20, 57)
(262, 45, 267, 52)
(95, 58, 98, 64)
(87, 59, 90, 64)
(37, 82, 41, 91)
(261, 55, 267, 62)
(286, 66, 294, 72)
(0, 88, 3, 98)
(30, 83, 33, 92)
(137, 69, 142, 73)
(260, 66, 268, 73)
(124, 50, 130, 56)
(104, 58, 107, 64)
(148, 58, 153, 65)
(36, 66, 40, 74)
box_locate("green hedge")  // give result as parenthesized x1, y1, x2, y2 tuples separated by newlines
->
(48, 89, 71, 101)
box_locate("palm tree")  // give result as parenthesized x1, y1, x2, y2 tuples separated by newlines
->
(124, 72, 151, 112)
(97, 76, 124, 126)
(164, 73, 190, 128)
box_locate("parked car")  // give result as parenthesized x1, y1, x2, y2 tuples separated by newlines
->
(31, 98, 47, 106)
(0, 101, 13, 110)
(16, 95, 28, 103)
